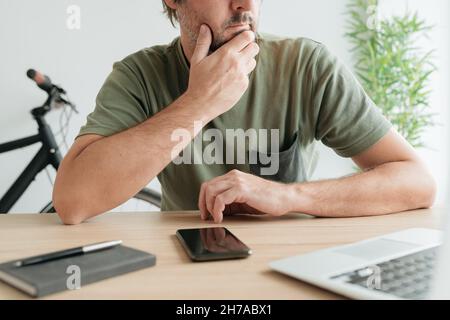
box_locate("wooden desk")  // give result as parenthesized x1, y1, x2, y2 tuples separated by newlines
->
(0, 209, 445, 300)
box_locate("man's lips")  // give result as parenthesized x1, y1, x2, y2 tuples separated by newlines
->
(227, 23, 250, 29)
(226, 24, 252, 34)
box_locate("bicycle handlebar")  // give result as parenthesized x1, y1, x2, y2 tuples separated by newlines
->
(26, 68, 78, 113)
(26, 69, 55, 94)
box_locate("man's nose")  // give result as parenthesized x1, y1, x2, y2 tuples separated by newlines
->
(231, 0, 255, 12)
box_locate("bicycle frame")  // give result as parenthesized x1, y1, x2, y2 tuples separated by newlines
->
(0, 107, 62, 213)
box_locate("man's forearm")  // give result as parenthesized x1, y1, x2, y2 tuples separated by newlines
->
(53, 94, 212, 223)
(287, 161, 436, 217)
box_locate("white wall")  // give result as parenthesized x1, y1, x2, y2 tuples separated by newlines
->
(377, 0, 450, 205)
(0, 0, 448, 213)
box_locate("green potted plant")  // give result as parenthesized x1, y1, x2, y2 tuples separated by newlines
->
(345, 0, 436, 148)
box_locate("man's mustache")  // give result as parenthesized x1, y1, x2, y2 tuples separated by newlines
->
(224, 13, 254, 28)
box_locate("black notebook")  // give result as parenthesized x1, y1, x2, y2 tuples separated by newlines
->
(0, 245, 156, 297)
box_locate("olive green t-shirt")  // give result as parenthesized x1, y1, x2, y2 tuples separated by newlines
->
(78, 33, 392, 211)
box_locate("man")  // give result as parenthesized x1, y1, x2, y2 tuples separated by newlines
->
(53, 0, 436, 225)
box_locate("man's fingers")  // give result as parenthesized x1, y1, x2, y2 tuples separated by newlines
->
(205, 181, 232, 219)
(199, 179, 232, 221)
(219, 30, 255, 54)
(212, 188, 241, 223)
(200, 171, 251, 223)
(198, 183, 208, 220)
(241, 41, 259, 74)
(240, 41, 260, 60)
(244, 58, 257, 75)
(191, 24, 212, 65)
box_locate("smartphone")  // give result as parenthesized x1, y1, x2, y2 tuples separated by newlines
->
(176, 228, 252, 262)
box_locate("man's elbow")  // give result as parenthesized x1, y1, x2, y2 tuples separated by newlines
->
(55, 207, 86, 226)
(415, 169, 437, 209)
(52, 192, 87, 225)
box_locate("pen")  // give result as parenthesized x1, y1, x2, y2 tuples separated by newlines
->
(14, 240, 123, 267)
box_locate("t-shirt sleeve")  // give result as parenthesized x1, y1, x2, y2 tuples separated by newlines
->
(310, 44, 392, 158)
(77, 61, 148, 138)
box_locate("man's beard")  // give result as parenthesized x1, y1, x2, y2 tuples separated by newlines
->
(210, 12, 256, 52)
(179, 10, 257, 53)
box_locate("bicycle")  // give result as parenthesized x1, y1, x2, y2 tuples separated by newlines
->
(0, 69, 161, 214)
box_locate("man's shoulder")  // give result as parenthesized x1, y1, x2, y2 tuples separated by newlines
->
(257, 33, 327, 74)
(258, 33, 324, 56)
(114, 38, 180, 74)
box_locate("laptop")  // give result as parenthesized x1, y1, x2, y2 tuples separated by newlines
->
(270, 218, 450, 299)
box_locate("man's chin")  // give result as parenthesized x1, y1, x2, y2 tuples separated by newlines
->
(211, 28, 256, 52)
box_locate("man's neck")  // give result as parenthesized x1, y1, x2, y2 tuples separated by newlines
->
(179, 31, 195, 66)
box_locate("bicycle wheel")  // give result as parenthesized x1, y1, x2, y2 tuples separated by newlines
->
(40, 187, 162, 214)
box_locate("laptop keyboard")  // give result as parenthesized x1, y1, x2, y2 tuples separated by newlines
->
(331, 246, 439, 299)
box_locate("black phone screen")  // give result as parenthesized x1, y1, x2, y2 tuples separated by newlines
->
(176, 228, 252, 262)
